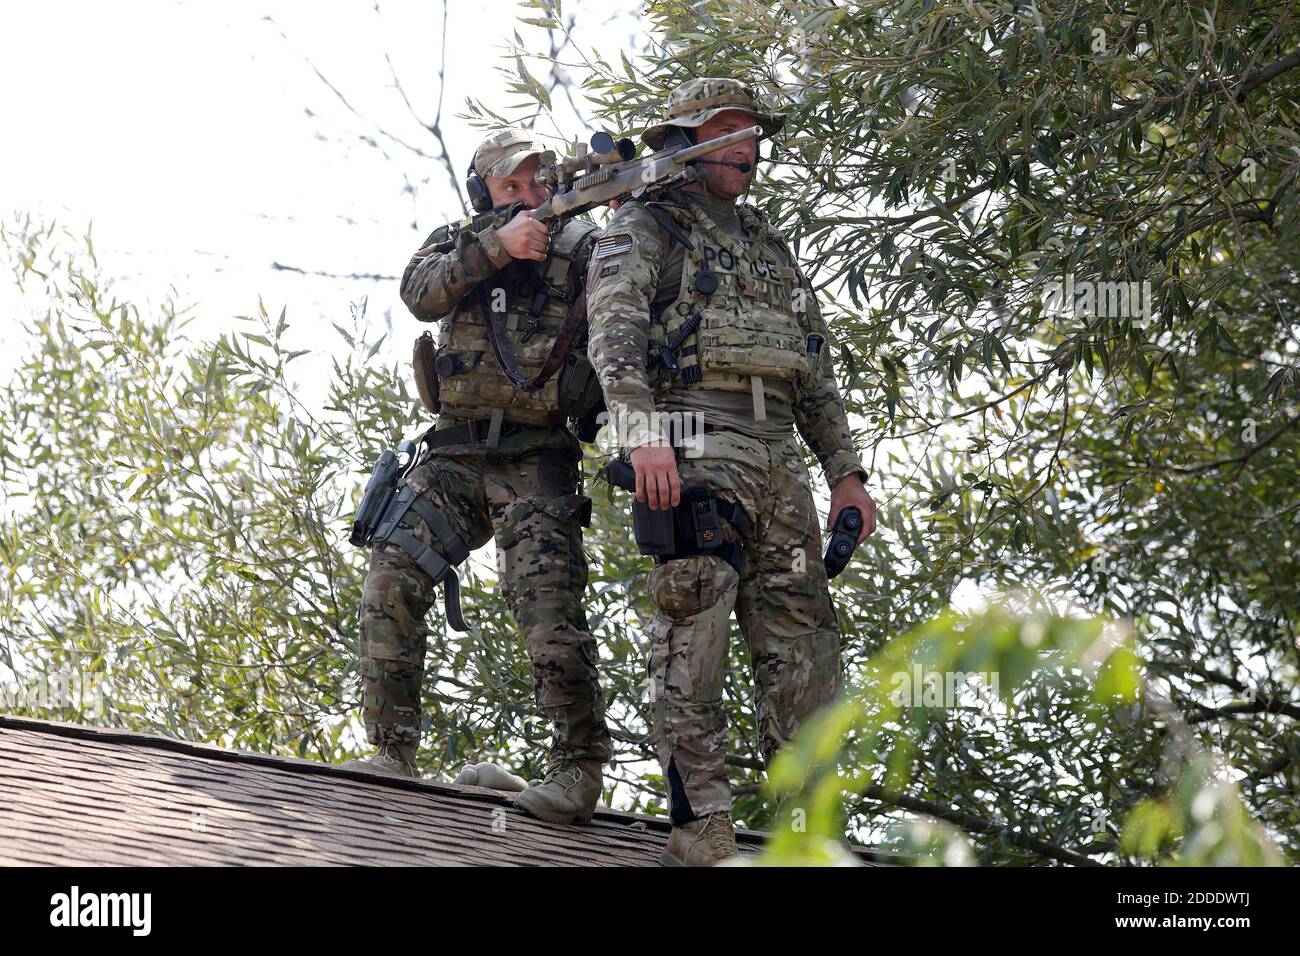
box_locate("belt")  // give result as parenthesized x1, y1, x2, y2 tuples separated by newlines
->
(665, 417, 795, 449)
(426, 417, 547, 448)
(665, 418, 716, 449)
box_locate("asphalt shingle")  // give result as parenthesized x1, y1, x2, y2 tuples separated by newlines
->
(0, 715, 887, 866)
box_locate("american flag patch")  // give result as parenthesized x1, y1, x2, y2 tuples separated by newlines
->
(594, 234, 633, 259)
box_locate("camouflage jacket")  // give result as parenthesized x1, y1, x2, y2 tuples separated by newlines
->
(399, 209, 601, 430)
(400, 210, 515, 321)
(585, 190, 866, 487)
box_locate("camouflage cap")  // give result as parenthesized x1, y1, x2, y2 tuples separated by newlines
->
(472, 127, 546, 179)
(640, 77, 786, 150)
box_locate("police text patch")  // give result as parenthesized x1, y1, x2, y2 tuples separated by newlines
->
(594, 234, 633, 259)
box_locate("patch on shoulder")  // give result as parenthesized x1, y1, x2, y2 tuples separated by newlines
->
(598, 264, 621, 278)
(594, 234, 634, 259)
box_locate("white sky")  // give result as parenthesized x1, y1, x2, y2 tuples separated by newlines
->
(0, 0, 643, 376)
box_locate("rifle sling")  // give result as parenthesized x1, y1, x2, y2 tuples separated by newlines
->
(477, 266, 588, 393)
(644, 202, 696, 252)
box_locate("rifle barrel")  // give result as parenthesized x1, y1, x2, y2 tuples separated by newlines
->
(670, 125, 763, 164)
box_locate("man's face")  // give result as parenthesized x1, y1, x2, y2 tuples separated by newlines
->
(692, 108, 759, 200)
(484, 153, 549, 210)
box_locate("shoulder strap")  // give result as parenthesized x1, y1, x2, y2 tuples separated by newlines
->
(643, 203, 695, 252)
(479, 282, 587, 393)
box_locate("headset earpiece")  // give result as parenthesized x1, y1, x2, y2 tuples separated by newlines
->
(465, 161, 492, 213)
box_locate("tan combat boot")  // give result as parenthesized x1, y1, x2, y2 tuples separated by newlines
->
(661, 810, 740, 866)
(512, 759, 602, 824)
(339, 741, 418, 779)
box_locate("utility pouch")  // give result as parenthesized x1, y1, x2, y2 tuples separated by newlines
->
(556, 350, 603, 419)
(688, 497, 722, 551)
(806, 332, 825, 379)
(412, 331, 441, 414)
(573, 395, 606, 444)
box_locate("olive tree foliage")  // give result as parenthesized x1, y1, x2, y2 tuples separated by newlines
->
(761, 608, 1285, 866)
(504, 0, 1299, 861)
(0, 215, 384, 755)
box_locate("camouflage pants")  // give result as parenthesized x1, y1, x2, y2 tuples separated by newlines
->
(357, 441, 611, 765)
(646, 428, 843, 823)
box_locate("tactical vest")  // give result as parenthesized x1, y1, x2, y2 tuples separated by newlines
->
(647, 199, 825, 418)
(435, 217, 602, 427)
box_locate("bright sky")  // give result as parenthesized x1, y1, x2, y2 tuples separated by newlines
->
(0, 0, 642, 376)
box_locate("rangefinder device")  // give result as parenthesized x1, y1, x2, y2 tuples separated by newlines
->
(823, 506, 863, 579)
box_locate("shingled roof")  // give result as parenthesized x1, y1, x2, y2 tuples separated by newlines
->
(0, 715, 889, 866)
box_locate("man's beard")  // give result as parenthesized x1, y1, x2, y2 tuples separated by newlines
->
(696, 161, 755, 198)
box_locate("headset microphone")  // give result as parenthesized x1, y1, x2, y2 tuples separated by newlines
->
(694, 159, 753, 173)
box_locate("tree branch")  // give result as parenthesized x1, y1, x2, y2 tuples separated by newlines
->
(1234, 49, 1300, 100)
(852, 787, 1105, 866)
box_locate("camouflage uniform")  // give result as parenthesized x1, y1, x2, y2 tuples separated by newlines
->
(358, 128, 612, 769)
(585, 80, 865, 823)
